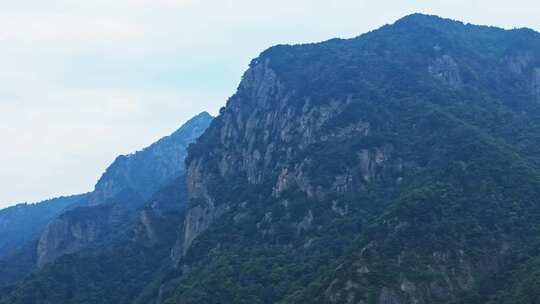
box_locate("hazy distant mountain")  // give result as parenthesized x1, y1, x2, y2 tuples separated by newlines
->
(0, 112, 212, 284)
(36, 111, 213, 267)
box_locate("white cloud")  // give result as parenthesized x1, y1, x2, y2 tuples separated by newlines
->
(0, 0, 539, 207)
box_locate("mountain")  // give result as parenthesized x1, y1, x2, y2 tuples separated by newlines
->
(4, 14, 540, 304)
(0, 112, 212, 284)
(162, 14, 540, 303)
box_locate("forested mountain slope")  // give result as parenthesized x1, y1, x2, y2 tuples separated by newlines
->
(162, 14, 540, 304)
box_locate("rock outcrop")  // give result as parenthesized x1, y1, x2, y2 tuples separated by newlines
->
(534, 68, 540, 101)
(36, 204, 129, 268)
(179, 58, 405, 260)
(428, 55, 463, 88)
(0, 194, 87, 260)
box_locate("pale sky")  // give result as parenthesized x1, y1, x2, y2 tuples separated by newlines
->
(0, 0, 538, 208)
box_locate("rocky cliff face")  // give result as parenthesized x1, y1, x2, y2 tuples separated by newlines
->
(0, 194, 87, 260)
(181, 59, 402, 251)
(181, 61, 359, 256)
(533, 68, 540, 101)
(36, 204, 130, 268)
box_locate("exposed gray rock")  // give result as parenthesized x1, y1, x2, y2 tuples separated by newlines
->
(139, 210, 158, 244)
(296, 210, 313, 234)
(533, 68, 540, 101)
(180, 58, 405, 260)
(378, 287, 404, 304)
(181, 158, 220, 256)
(0, 194, 87, 260)
(429, 55, 463, 88)
(323, 239, 484, 304)
(36, 204, 129, 268)
(506, 52, 533, 74)
(182, 203, 228, 255)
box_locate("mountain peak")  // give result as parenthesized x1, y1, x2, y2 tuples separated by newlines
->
(187, 111, 213, 122)
(396, 13, 457, 23)
(390, 13, 536, 36)
(391, 13, 468, 31)
(170, 111, 214, 139)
